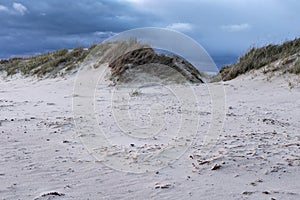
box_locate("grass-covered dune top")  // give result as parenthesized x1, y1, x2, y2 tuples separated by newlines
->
(0, 40, 155, 78)
(108, 47, 206, 84)
(0, 39, 206, 84)
(0, 45, 97, 78)
(0, 39, 159, 78)
(218, 38, 300, 81)
(3, 37, 299, 81)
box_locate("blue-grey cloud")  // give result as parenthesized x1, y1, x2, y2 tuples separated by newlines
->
(0, 0, 299, 67)
(0, 0, 157, 57)
(166, 23, 194, 32)
(12, 2, 28, 15)
(0, 5, 9, 12)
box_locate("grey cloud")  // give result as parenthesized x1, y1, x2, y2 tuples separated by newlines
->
(0, 0, 299, 67)
(0, 5, 9, 12)
(12, 2, 28, 15)
(0, 0, 158, 58)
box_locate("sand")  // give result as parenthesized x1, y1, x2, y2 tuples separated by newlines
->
(0, 67, 300, 200)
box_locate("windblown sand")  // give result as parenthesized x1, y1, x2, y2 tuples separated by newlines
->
(0, 69, 299, 200)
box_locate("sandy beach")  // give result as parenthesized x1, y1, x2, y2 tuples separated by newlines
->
(1, 65, 299, 200)
(1, 0, 300, 199)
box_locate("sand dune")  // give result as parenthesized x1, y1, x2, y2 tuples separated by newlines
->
(1, 39, 300, 199)
(1, 62, 300, 199)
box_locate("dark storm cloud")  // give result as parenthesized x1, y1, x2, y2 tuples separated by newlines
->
(0, 0, 300, 65)
(0, 0, 157, 57)
(137, 0, 300, 54)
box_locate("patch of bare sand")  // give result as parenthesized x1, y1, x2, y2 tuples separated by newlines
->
(0, 69, 299, 200)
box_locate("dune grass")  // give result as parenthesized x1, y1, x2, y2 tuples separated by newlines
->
(286, 56, 300, 74)
(0, 45, 96, 77)
(88, 38, 152, 68)
(218, 38, 300, 81)
(2, 37, 300, 80)
(0, 38, 151, 78)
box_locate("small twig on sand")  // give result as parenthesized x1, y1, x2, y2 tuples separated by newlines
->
(211, 163, 222, 170)
(281, 143, 300, 147)
(197, 156, 222, 165)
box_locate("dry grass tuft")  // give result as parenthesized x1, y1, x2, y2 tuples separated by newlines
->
(217, 38, 300, 81)
(0, 45, 96, 78)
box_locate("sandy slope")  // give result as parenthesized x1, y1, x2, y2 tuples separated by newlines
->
(0, 68, 300, 200)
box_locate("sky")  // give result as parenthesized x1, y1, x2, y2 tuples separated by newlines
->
(0, 0, 300, 66)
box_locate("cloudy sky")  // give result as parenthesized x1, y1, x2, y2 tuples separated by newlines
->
(0, 0, 299, 65)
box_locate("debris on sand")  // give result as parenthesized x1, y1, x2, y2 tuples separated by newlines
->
(211, 163, 222, 170)
(34, 191, 65, 200)
(242, 191, 255, 195)
(155, 183, 172, 189)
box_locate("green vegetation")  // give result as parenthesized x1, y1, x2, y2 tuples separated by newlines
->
(4, 36, 299, 81)
(0, 44, 97, 78)
(0, 38, 148, 78)
(286, 56, 300, 74)
(91, 37, 151, 67)
(218, 38, 300, 81)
